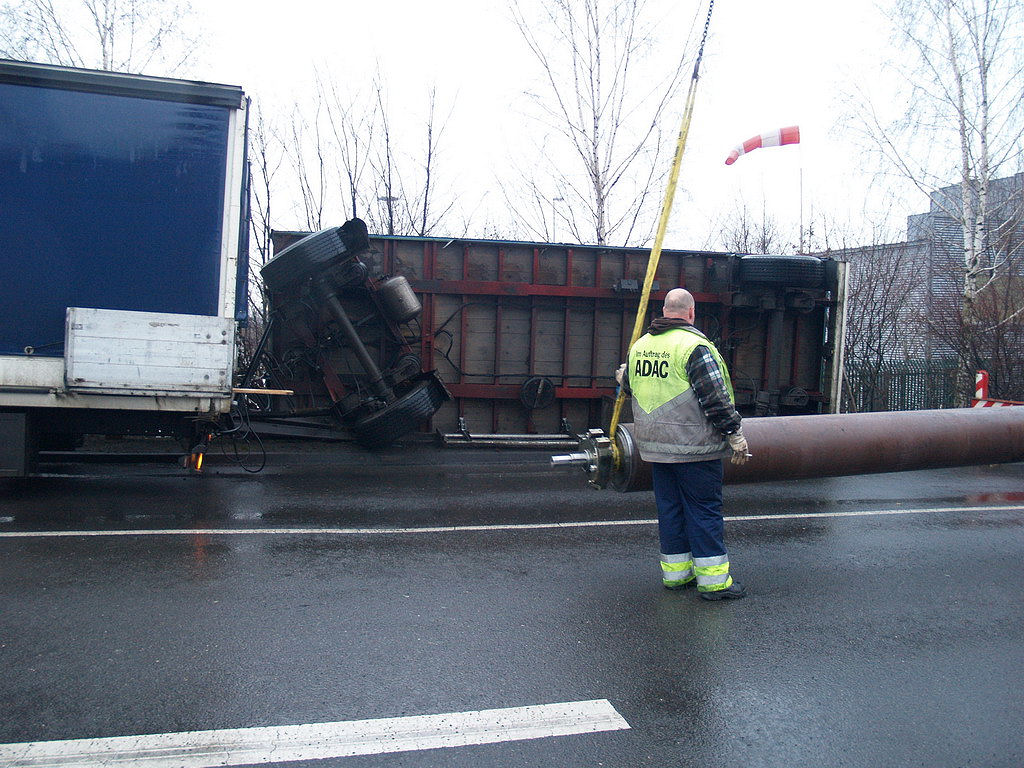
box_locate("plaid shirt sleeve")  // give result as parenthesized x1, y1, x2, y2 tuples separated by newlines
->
(685, 345, 742, 435)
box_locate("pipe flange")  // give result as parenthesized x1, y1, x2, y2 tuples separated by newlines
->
(583, 428, 614, 489)
(551, 424, 648, 492)
(550, 428, 615, 489)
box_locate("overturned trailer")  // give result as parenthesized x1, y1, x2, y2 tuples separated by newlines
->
(263, 228, 847, 443)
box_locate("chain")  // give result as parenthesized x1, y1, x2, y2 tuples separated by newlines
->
(691, 0, 715, 80)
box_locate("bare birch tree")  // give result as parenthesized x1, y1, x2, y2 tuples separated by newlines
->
(229, 105, 284, 377)
(276, 73, 458, 239)
(248, 107, 283, 322)
(286, 98, 329, 233)
(921, 192, 1024, 399)
(0, 0, 201, 74)
(327, 79, 453, 237)
(510, 0, 693, 246)
(319, 71, 376, 222)
(853, 0, 1024, 398)
(369, 84, 401, 236)
(710, 201, 789, 254)
(410, 87, 455, 237)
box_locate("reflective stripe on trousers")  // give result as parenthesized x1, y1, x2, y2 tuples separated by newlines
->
(694, 553, 733, 592)
(661, 551, 694, 586)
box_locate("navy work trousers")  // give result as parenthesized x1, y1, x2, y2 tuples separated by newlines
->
(650, 459, 726, 559)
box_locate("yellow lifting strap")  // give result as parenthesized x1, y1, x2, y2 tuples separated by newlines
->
(608, 0, 715, 449)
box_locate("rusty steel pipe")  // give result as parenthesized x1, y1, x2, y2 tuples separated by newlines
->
(551, 408, 1024, 491)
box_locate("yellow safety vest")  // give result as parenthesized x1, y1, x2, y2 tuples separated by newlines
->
(627, 326, 734, 463)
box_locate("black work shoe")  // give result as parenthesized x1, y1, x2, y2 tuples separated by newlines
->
(664, 578, 696, 591)
(699, 581, 746, 601)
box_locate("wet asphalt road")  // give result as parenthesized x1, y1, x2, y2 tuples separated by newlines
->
(1, 445, 1023, 767)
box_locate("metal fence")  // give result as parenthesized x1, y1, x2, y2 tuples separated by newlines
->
(843, 359, 960, 412)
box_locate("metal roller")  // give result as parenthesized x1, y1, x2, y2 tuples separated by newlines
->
(551, 408, 1024, 491)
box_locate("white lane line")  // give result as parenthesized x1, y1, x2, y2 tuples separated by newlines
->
(0, 505, 1021, 539)
(0, 699, 630, 768)
(728, 504, 1024, 522)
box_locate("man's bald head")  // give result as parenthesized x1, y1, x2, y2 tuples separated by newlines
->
(663, 288, 695, 319)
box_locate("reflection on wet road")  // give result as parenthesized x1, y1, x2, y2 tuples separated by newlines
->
(1, 448, 1022, 766)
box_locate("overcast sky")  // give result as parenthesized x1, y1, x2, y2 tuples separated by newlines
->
(200, 0, 904, 251)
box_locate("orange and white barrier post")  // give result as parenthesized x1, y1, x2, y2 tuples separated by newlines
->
(972, 369, 1023, 407)
(975, 370, 989, 401)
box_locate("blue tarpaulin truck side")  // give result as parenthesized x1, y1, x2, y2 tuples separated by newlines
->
(0, 59, 249, 475)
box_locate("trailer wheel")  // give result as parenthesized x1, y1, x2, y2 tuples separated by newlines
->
(737, 255, 826, 288)
(349, 373, 450, 450)
(261, 218, 370, 292)
(519, 376, 556, 410)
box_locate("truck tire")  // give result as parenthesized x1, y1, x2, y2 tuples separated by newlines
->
(737, 255, 826, 288)
(261, 218, 370, 292)
(349, 373, 450, 450)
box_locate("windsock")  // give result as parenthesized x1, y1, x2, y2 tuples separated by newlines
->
(725, 125, 800, 165)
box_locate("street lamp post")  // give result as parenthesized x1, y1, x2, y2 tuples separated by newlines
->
(378, 195, 399, 235)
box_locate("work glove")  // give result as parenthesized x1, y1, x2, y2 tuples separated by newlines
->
(727, 430, 750, 465)
(615, 363, 627, 386)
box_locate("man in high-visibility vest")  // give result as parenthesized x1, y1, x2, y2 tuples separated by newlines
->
(616, 288, 749, 600)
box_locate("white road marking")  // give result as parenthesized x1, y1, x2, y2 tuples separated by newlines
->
(0, 699, 630, 768)
(727, 504, 1024, 521)
(0, 505, 1021, 539)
